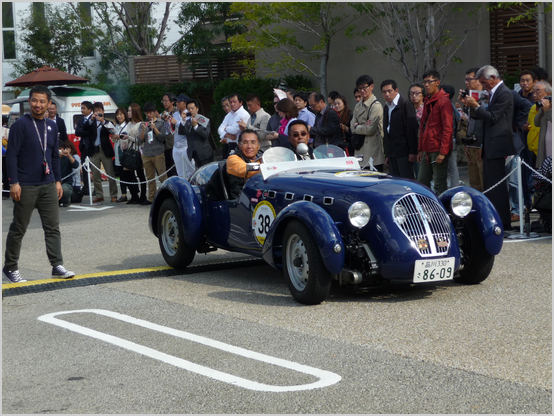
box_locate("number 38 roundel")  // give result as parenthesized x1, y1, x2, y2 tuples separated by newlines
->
(252, 201, 276, 245)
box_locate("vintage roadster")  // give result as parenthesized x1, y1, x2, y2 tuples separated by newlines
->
(149, 145, 504, 305)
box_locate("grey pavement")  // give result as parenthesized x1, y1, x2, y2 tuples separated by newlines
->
(2, 169, 552, 414)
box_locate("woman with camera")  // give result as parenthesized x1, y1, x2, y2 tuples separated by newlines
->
(118, 104, 147, 204)
(111, 107, 130, 203)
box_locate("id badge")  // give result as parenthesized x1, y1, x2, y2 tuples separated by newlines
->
(43, 161, 51, 175)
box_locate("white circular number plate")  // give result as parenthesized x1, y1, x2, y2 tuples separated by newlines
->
(252, 201, 276, 245)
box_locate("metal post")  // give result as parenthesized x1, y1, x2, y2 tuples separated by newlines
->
(509, 156, 539, 239)
(517, 155, 524, 235)
(81, 157, 102, 206)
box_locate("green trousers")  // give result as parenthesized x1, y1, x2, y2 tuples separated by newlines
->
(4, 182, 63, 270)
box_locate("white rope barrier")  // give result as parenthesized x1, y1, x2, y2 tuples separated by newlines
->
(87, 158, 176, 186)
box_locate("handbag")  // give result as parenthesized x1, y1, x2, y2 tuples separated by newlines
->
(120, 140, 142, 171)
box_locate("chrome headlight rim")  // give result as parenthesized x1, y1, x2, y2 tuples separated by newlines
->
(451, 191, 472, 218)
(348, 201, 371, 229)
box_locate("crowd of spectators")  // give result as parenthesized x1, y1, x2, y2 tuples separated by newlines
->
(4, 65, 550, 234)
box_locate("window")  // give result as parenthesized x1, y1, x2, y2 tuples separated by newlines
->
(2, 2, 16, 60)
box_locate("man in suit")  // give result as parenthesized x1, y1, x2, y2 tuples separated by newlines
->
(461, 65, 515, 232)
(239, 94, 271, 151)
(381, 79, 419, 179)
(47, 102, 68, 143)
(78, 102, 118, 202)
(183, 99, 214, 169)
(74, 100, 94, 196)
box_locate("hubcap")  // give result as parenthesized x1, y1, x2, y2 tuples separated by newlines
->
(161, 210, 179, 256)
(286, 234, 309, 291)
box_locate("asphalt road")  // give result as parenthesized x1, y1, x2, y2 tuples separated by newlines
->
(2, 179, 552, 414)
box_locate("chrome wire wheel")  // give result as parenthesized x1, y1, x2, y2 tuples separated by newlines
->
(161, 209, 179, 257)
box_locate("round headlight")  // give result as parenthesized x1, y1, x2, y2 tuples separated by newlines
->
(451, 192, 472, 217)
(348, 201, 371, 228)
(393, 204, 408, 225)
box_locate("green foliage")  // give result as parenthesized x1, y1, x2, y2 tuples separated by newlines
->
(11, 3, 93, 78)
(173, 3, 246, 83)
(228, 2, 360, 97)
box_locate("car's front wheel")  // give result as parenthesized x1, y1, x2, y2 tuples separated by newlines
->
(158, 198, 195, 268)
(454, 219, 494, 284)
(283, 220, 332, 305)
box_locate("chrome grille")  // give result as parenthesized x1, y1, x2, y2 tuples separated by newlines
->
(392, 193, 452, 257)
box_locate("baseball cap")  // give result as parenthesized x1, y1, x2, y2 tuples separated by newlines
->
(176, 94, 190, 102)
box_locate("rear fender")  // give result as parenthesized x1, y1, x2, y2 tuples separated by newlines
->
(440, 187, 503, 255)
(149, 176, 204, 248)
(262, 201, 345, 274)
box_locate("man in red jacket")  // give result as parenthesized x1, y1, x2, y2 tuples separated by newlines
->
(417, 70, 454, 194)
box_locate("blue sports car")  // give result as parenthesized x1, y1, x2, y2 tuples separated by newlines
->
(149, 145, 504, 305)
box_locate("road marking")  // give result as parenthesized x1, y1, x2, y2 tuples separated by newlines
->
(68, 206, 114, 212)
(38, 309, 341, 392)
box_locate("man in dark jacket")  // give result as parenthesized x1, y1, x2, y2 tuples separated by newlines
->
(417, 70, 454, 194)
(78, 102, 118, 203)
(308, 92, 342, 148)
(381, 79, 418, 179)
(184, 99, 214, 168)
(74, 100, 94, 196)
(47, 102, 68, 143)
(461, 65, 515, 231)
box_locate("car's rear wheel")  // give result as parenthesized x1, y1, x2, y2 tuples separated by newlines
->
(283, 220, 332, 305)
(454, 219, 494, 284)
(158, 198, 195, 268)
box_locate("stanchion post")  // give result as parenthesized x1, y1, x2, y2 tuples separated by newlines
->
(517, 155, 524, 234)
(81, 157, 102, 206)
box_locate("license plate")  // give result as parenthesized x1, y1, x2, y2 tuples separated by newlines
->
(413, 257, 455, 283)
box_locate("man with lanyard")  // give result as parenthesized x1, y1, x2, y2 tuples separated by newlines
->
(3, 85, 75, 283)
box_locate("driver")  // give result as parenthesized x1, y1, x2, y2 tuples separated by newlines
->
(288, 120, 314, 160)
(227, 129, 262, 198)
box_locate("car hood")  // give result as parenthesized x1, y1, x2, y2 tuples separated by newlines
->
(300, 170, 395, 188)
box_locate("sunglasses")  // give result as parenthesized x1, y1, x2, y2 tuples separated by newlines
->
(292, 131, 308, 138)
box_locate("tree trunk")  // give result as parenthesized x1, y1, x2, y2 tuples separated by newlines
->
(319, 38, 331, 99)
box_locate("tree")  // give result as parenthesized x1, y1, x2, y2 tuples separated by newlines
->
(172, 3, 246, 83)
(11, 3, 93, 78)
(228, 3, 361, 97)
(68, 2, 176, 83)
(353, 3, 484, 84)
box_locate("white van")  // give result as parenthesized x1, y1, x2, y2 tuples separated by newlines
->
(6, 86, 118, 156)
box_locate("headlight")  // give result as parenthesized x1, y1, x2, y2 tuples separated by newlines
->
(348, 201, 371, 228)
(451, 192, 472, 217)
(394, 204, 408, 225)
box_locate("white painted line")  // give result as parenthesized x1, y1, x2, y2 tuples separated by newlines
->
(504, 236, 552, 243)
(68, 206, 114, 212)
(38, 309, 341, 392)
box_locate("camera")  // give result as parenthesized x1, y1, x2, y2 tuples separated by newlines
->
(119, 131, 127, 139)
(460, 90, 468, 98)
(162, 111, 170, 120)
(536, 96, 552, 108)
(461, 134, 478, 146)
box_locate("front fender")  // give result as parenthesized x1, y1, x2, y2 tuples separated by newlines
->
(149, 176, 204, 248)
(440, 187, 503, 255)
(262, 201, 345, 274)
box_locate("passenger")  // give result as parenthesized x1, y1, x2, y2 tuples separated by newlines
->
(226, 130, 262, 199)
(288, 120, 314, 160)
